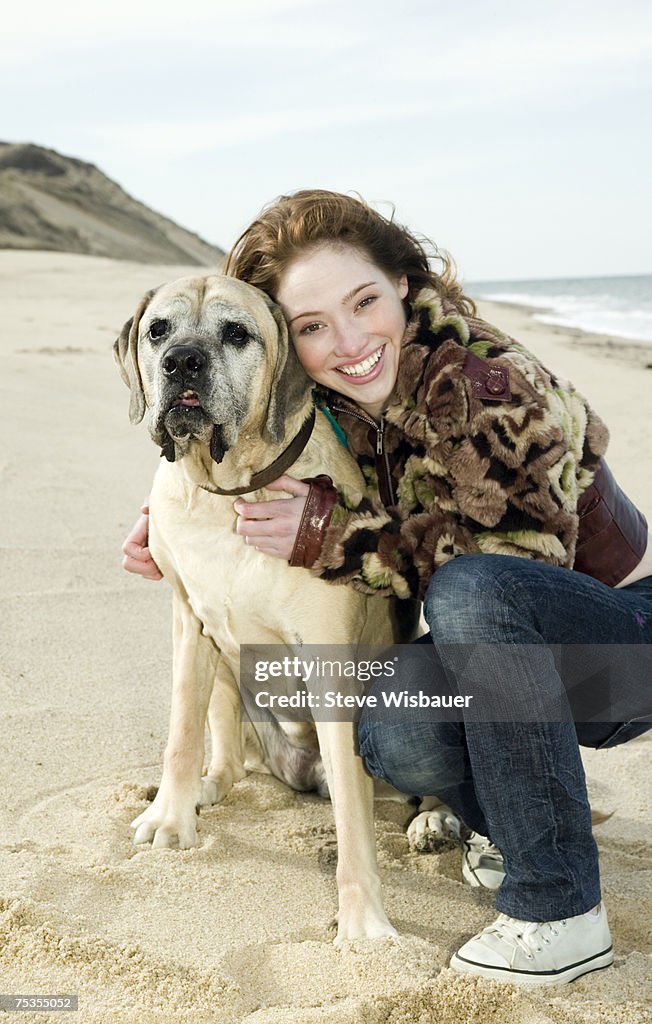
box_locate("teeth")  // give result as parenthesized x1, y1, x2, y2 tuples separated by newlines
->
(174, 389, 200, 407)
(338, 347, 383, 377)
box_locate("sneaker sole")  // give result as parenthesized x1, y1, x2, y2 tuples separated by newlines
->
(450, 945, 614, 987)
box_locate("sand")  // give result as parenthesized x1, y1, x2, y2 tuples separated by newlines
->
(0, 250, 650, 1024)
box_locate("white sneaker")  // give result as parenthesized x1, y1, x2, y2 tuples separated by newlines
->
(450, 904, 614, 986)
(462, 832, 505, 890)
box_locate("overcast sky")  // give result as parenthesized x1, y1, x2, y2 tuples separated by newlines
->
(3, 0, 651, 281)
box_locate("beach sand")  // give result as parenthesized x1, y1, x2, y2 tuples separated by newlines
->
(0, 251, 650, 1024)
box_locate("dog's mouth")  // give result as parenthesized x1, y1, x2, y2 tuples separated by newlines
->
(163, 391, 211, 439)
(157, 391, 226, 464)
(173, 389, 202, 409)
(164, 385, 209, 424)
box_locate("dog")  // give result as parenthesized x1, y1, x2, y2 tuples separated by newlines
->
(114, 274, 456, 941)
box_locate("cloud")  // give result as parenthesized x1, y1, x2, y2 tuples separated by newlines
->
(5, 0, 306, 34)
(90, 100, 434, 157)
(3, 0, 356, 55)
(384, 9, 652, 103)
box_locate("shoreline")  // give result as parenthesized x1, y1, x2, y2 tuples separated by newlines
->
(475, 297, 652, 370)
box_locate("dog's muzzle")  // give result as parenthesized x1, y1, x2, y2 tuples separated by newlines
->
(161, 344, 212, 435)
(155, 344, 227, 463)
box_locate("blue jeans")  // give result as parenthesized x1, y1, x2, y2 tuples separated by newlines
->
(358, 555, 652, 921)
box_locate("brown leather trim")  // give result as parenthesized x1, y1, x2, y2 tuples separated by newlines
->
(289, 475, 338, 568)
(463, 351, 512, 401)
(574, 460, 648, 586)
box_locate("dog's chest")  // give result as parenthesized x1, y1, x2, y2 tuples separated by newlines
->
(150, 485, 292, 653)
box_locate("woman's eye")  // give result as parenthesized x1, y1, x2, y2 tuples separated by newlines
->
(300, 322, 322, 335)
(357, 295, 377, 311)
(148, 318, 169, 340)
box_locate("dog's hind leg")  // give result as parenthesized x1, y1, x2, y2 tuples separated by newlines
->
(238, 689, 329, 796)
(200, 657, 247, 806)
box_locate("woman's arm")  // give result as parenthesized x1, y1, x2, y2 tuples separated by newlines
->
(122, 503, 164, 580)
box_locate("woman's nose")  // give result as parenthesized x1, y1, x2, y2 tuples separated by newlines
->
(332, 321, 366, 358)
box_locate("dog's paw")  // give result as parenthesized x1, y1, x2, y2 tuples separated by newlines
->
(334, 921, 398, 945)
(407, 805, 462, 853)
(332, 885, 398, 943)
(131, 793, 198, 849)
(333, 908, 398, 944)
(198, 774, 233, 807)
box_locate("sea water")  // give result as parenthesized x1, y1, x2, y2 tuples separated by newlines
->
(467, 274, 652, 344)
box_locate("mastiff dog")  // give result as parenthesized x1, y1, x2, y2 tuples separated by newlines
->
(114, 275, 451, 942)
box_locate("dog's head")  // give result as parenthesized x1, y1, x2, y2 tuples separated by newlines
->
(113, 275, 312, 462)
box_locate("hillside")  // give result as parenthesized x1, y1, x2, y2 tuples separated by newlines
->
(0, 142, 224, 265)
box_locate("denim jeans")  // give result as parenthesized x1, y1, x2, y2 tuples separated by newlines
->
(358, 555, 652, 922)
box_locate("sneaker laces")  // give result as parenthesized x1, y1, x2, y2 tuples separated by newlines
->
(485, 914, 568, 962)
(468, 833, 501, 857)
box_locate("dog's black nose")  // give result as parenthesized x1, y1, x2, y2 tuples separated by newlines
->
(162, 346, 206, 380)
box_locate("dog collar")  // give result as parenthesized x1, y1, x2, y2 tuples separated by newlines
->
(202, 409, 316, 496)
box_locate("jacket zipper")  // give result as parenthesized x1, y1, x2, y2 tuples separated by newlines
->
(330, 402, 396, 507)
(376, 416, 385, 455)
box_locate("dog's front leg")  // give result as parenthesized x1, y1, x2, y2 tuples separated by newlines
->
(132, 594, 215, 849)
(315, 720, 397, 944)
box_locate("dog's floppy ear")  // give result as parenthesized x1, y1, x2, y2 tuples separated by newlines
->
(263, 297, 312, 444)
(113, 288, 158, 424)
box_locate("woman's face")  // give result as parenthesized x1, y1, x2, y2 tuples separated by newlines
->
(276, 244, 409, 420)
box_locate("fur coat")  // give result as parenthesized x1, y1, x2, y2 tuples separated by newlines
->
(313, 288, 609, 600)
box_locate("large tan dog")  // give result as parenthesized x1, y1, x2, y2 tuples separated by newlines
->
(114, 274, 432, 942)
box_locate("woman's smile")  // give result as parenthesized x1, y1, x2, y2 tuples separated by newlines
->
(337, 343, 385, 378)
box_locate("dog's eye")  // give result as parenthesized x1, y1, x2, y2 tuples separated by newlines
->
(223, 322, 249, 346)
(149, 319, 169, 341)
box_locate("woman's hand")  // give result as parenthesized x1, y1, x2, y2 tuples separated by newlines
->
(234, 475, 309, 560)
(122, 503, 164, 581)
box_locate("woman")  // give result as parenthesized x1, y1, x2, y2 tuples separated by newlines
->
(123, 190, 652, 986)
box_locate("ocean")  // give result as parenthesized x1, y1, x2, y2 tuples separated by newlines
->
(466, 274, 652, 344)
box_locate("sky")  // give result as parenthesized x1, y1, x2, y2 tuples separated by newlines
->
(2, 0, 651, 282)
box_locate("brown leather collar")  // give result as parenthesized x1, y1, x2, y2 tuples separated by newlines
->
(203, 409, 316, 496)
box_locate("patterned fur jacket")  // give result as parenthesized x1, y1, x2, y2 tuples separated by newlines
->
(311, 287, 610, 600)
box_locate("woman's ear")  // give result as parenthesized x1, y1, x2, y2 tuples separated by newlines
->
(397, 274, 409, 300)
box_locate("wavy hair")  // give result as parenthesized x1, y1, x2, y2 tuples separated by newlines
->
(225, 189, 476, 316)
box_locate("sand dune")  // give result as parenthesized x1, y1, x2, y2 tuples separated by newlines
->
(0, 143, 224, 265)
(0, 251, 650, 1023)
